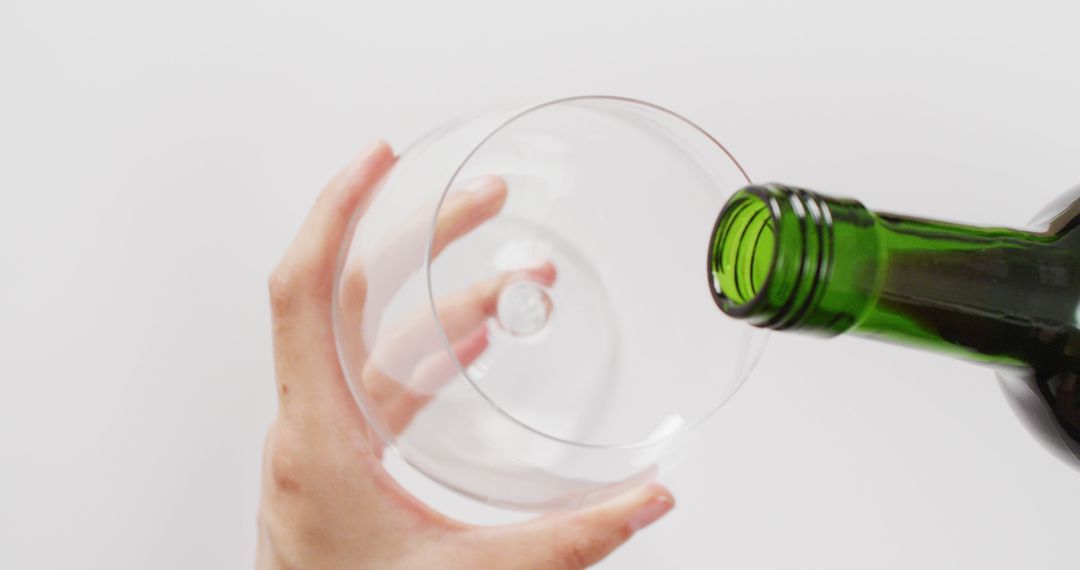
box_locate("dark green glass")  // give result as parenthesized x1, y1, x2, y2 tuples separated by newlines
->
(708, 184, 1080, 465)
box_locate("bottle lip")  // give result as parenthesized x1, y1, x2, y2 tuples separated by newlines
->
(707, 187, 781, 320)
(709, 184, 841, 331)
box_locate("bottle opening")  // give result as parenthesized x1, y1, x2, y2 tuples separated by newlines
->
(710, 194, 775, 306)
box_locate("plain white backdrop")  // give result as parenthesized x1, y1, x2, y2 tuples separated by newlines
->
(4, 0, 1080, 567)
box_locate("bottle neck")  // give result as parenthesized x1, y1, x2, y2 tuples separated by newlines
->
(709, 185, 1065, 368)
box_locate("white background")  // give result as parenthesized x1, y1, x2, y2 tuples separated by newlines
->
(4, 1, 1080, 568)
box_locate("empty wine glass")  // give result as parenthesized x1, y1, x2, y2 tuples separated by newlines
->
(332, 96, 768, 510)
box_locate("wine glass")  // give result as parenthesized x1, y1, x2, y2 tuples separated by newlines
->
(332, 95, 768, 510)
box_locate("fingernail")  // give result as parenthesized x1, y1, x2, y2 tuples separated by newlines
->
(525, 260, 557, 286)
(463, 175, 498, 190)
(628, 493, 674, 532)
(343, 141, 388, 180)
(465, 176, 505, 203)
(357, 139, 388, 161)
(409, 327, 489, 395)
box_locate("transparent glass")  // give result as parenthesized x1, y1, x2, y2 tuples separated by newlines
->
(332, 96, 769, 510)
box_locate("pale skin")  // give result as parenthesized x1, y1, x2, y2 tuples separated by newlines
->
(257, 140, 675, 569)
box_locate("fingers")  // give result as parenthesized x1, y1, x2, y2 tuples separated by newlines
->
(360, 262, 556, 435)
(335, 173, 514, 437)
(435, 260, 557, 341)
(275, 140, 395, 310)
(269, 140, 395, 406)
(430, 176, 507, 258)
(409, 326, 490, 396)
(470, 483, 675, 569)
(338, 175, 509, 339)
(367, 261, 557, 385)
(378, 326, 490, 436)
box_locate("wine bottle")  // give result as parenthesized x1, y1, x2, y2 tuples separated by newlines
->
(708, 184, 1080, 466)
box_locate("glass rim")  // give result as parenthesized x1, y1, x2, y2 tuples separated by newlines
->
(421, 94, 757, 451)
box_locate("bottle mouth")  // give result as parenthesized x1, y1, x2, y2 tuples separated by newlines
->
(708, 185, 841, 330)
(709, 192, 777, 312)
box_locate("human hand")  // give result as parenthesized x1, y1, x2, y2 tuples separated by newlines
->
(257, 140, 675, 569)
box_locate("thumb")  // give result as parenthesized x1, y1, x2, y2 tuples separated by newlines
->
(473, 483, 675, 570)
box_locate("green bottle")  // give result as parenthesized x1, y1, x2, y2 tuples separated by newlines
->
(708, 184, 1080, 466)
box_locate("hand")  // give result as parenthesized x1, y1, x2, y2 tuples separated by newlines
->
(257, 140, 675, 570)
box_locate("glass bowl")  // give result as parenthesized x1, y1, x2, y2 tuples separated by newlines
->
(332, 96, 768, 510)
